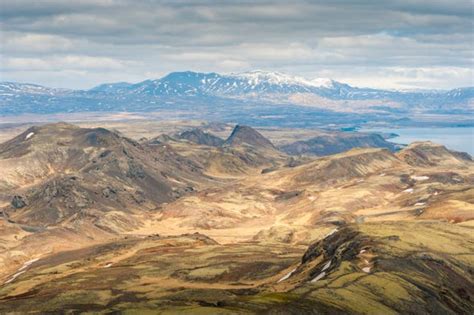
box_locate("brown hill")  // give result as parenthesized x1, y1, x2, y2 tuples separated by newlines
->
(397, 141, 472, 167)
(0, 123, 208, 231)
(280, 132, 399, 156)
(224, 125, 276, 149)
(291, 148, 401, 187)
(177, 128, 224, 147)
(0, 123, 473, 314)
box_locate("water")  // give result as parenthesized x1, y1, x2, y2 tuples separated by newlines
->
(360, 127, 474, 155)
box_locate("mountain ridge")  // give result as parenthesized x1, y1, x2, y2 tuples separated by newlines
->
(1, 71, 472, 118)
(4, 71, 471, 96)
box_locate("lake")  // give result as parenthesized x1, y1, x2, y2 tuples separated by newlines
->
(360, 127, 474, 155)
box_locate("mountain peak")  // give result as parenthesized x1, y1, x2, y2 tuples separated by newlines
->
(224, 125, 275, 149)
(178, 128, 224, 147)
(230, 70, 334, 88)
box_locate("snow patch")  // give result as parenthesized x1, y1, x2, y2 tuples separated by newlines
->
(414, 202, 426, 206)
(231, 70, 334, 88)
(362, 267, 371, 273)
(411, 175, 429, 181)
(25, 132, 35, 140)
(4, 270, 26, 284)
(403, 188, 414, 193)
(277, 268, 296, 283)
(322, 261, 331, 272)
(311, 271, 326, 283)
(4, 258, 40, 285)
(18, 258, 40, 271)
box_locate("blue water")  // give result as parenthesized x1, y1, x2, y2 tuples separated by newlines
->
(360, 127, 474, 155)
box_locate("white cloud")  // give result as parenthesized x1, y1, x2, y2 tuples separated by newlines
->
(2, 33, 74, 53)
(3, 55, 135, 71)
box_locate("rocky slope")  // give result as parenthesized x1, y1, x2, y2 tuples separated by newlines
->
(0, 123, 209, 231)
(177, 128, 224, 147)
(397, 141, 472, 167)
(224, 125, 276, 149)
(0, 123, 473, 314)
(0, 221, 471, 314)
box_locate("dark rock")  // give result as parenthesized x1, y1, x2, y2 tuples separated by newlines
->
(224, 125, 275, 149)
(127, 161, 146, 179)
(11, 195, 27, 209)
(261, 166, 277, 174)
(102, 187, 117, 198)
(275, 190, 303, 201)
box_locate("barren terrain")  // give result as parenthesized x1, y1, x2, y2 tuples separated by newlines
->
(0, 121, 472, 314)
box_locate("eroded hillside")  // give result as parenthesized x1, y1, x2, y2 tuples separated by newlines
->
(0, 123, 472, 314)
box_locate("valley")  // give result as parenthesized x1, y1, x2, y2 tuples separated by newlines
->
(0, 121, 472, 313)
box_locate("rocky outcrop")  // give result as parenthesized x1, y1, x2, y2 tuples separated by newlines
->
(11, 195, 27, 209)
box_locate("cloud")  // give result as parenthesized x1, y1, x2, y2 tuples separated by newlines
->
(3, 55, 136, 71)
(0, 0, 472, 89)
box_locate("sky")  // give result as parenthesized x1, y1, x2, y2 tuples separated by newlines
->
(0, 0, 473, 90)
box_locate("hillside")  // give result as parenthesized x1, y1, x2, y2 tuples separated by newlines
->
(0, 123, 473, 313)
(224, 125, 276, 149)
(280, 132, 399, 156)
(177, 128, 224, 147)
(0, 123, 211, 231)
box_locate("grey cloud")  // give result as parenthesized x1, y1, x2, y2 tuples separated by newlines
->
(0, 0, 472, 89)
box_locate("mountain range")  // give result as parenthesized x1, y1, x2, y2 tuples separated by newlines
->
(1, 71, 473, 124)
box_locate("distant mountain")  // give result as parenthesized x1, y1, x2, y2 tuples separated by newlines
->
(0, 82, 70, 95)
(280, 132, 400, 156)
(87, 71, 338, 97)
(1, 71, 473, 124)
(177, 128, 224, 147)
(89, 82, 134, 93)
(87, 71, 474, 104)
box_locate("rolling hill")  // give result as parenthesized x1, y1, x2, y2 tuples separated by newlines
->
(0, 122, 472, 313)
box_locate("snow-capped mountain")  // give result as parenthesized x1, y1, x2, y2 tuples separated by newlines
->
(88, 71, 342, 98)
(0, 82, 71, 96)
(0, 71, 472, 117)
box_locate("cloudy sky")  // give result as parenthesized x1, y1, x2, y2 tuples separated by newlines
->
(0, 0, 472, 90)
